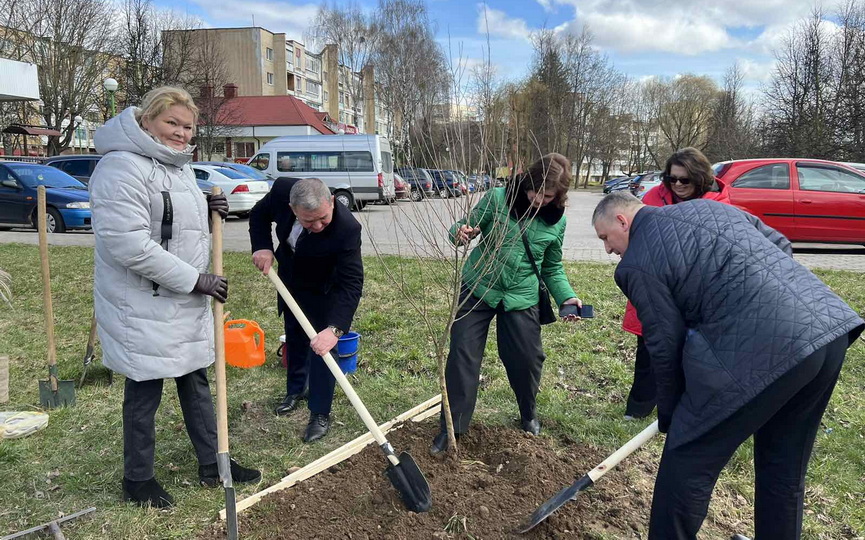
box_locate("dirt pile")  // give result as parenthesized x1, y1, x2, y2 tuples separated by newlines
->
(198, 420, 683, 539)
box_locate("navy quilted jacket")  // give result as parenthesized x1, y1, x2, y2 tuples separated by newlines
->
(615, 200, 864, 448)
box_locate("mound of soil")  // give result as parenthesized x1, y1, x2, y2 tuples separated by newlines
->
(200, 420, 668, 539)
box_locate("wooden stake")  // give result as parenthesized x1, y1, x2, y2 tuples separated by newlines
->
(0, 355, 8, 403)
(219, 394, 441, 520)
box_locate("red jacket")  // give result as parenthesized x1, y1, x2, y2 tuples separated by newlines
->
(622, 178, 731, 336)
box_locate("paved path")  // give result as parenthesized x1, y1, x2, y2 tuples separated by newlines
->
(2, 191, 863, 272)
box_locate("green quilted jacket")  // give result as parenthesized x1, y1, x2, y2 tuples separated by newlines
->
(450, 187, 576, 311)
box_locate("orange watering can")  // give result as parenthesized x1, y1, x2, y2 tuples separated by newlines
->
(224, 319, 266, 368)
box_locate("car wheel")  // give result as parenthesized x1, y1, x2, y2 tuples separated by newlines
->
(45, 207, 66, 233)
(410, 189, 422, 202)
(438, 187, 450, 199)
(334, 190, 354, 209)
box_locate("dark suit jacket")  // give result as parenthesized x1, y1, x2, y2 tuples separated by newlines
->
(249, 177, 363, 332)
(614, 200, 863, 448)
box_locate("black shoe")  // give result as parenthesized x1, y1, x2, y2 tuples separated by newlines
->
(521, 418, 541, 436)
(123, 477, 174, 508)
(199, 459, 262, 487)
(303, 413, 330, 443)
(274, 394, 304, 416)
(429, 431, 459, 456)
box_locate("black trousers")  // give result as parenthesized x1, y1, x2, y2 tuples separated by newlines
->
(441, 291, 545, 433)
(649, 334, 849, 540)
(284, 318, 337, 416)
(626, 336, 657, 417)
(122, 367, 218, 481)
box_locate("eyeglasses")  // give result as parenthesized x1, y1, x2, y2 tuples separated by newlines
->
(663, 174, 691, 185)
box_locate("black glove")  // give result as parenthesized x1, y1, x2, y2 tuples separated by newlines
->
(658, 413, 671, 434)
(207, 192, 229, 219)
(193, 273, 228, 303)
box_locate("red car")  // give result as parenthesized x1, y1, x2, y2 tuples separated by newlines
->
(714, 158, 865, 245)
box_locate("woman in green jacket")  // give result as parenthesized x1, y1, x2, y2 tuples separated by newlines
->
(431, 153, 582, 455)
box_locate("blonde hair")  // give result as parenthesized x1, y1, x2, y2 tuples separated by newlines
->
(135, 86, 199, 126)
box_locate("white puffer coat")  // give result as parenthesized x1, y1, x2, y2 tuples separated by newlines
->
(89, 107, 214, 381)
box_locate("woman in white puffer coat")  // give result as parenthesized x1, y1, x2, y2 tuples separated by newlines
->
(90, 86, 259, 508)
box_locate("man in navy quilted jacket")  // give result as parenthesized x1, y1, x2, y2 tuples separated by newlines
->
(593, 192, 864, 540)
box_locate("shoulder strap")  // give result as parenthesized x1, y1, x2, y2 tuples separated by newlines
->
(520, 228, 544, 285)
(152, 191, 173, 296)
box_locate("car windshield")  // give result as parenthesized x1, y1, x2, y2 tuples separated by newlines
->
(226, 163, 268, 180)
(212, 167, 249, 180)
(7, 163, 86, 189)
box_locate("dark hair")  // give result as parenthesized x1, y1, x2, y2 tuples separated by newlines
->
(519, 153, 571, 208)
(663, 147, 714, 199)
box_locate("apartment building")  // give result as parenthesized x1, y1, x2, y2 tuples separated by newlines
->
(165, 27, 392, 137)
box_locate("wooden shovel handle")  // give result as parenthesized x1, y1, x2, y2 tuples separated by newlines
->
(266, 268, 400, 467)
(37, 186, 58, 390)
(586, 420, 659, 483)
(210, 187, 229, 454)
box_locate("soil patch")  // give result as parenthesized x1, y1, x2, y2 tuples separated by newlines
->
(198, 420, 693, 539)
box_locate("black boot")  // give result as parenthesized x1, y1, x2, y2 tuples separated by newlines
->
(429, 431, 459, 456)
(123, 477, 174, 508)
(303, 413, 330, 443)
(199, 459, 262, 487)
(521, 418, 541, 436)
(274, 393, 305, 416)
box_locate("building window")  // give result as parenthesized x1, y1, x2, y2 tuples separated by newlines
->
(306, 57, 320, 74)
(295, 48, 301, 58)
(323, 91, 329, 102)
(339, 93, 344, 105)
(306, 80, 321, 97)
(235, 142, 256, 158)
(266, 47, 273, 61)
(267, 72, 274, 85)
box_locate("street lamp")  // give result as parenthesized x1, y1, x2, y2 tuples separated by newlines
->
(74, 115, 83, 154)
(104, 78, 119, 118)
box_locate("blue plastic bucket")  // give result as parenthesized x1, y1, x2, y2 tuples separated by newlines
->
(336, 332, 360, 374)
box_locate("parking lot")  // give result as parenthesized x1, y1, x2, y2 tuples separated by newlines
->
(1, 190, 864, 272)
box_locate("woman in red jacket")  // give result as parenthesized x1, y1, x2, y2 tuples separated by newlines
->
(622, 147, 730, 419)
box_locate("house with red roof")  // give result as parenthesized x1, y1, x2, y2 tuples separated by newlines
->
(195, 85, 337, 163)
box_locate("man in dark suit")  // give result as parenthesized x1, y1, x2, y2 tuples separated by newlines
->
(249, 177, 363, 442)
(592, 192, 863, 540)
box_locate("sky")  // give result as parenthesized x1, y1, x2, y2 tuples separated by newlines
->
(157, 0, 837, 91)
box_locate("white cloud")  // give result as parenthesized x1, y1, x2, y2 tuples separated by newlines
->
(737, 58, 776, 83)
(189, 0, 318, 42)
(562, 11, 735, 55)
(476, 4, 531, 42)
(536, 0, 554, 12)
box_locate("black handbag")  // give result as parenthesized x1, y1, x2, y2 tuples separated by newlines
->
(520, 230, 557, 325)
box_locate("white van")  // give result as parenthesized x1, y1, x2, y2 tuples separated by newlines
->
(246, 134, 396, 210)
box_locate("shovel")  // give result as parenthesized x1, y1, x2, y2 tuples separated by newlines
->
(37, 186, 75, 408)
(211, 188, 239, 540)
(517, 420, 659, 533)
(78, 314, 97, 387)
(266, 267, 432, 513)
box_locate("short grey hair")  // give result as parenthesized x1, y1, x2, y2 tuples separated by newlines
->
(592, 191, 643, 225)
(290, 178, 332, 210)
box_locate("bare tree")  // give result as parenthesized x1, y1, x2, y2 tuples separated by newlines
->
(704, 63, 758, 162)
(653, 74, 719, 154)
(1, 0, 117, 154)
(117, 0, 201, 108)
(308, 1, 380, 128)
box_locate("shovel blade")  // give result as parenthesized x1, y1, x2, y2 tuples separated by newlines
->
(384, 452, 432, 513)
(517, 475, 593, 534)
(38, 379, 76, 408)
(223, 486, 238, 540)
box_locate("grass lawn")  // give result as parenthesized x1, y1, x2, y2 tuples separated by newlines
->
(0, 243, 862, 539)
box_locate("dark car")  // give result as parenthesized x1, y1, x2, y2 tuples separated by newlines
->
(427, 169, 463, 198)
(396, 167, 435, 201)
(0, 162, 91, 232)
(469, 174, 493, 191)
(607, 176, 635, 193)
(44, 155, 102, 185)
(603, 175, 630, 193)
